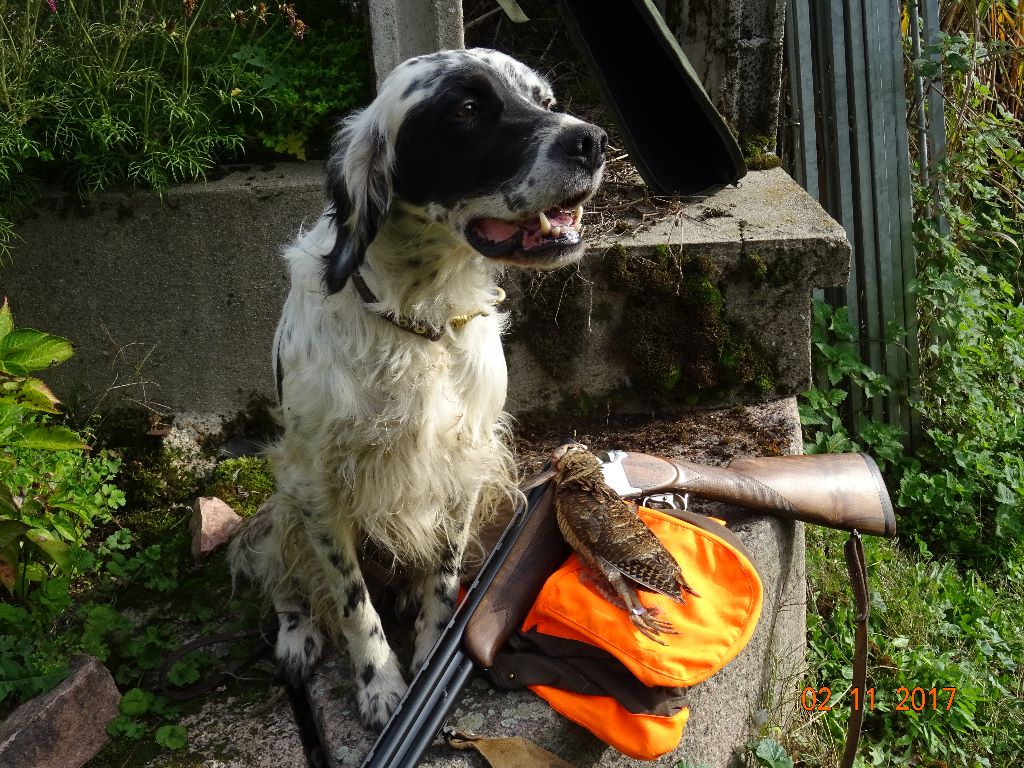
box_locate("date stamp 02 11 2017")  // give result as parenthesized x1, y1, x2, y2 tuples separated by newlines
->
(801, 686, 958, 713)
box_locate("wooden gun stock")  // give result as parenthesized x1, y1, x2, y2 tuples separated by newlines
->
(604, 451, 896, 538)
(464, 481, 566, 669)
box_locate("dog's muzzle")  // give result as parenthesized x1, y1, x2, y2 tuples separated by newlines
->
(466, 123, 608, 264)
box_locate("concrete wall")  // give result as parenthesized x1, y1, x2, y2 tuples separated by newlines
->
(655, 0, 788, 143)
(368, 0, 463, 87)
(3, 164, 847, 418)
(3, 164, 324, 414)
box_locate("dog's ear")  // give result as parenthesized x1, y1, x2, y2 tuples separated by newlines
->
(323, 111, 394, 294)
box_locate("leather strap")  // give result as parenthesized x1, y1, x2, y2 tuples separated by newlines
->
(351, 271, 504, 341)
(445, 729, 575, 768)
(841, 530, 870, 768)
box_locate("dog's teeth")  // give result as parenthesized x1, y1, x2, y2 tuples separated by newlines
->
(550, 225, 562, 238)
(573, 206, 583, 228)
(538, 210, 552, 236)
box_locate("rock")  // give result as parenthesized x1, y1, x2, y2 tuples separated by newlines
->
(191, 496, 244, 561)
(0, 655, 121, 768)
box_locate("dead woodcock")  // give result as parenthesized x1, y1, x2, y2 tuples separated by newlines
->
(551, 444, 699, 643)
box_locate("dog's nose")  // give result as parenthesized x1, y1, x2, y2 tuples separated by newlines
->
(557, 124, 608, 171)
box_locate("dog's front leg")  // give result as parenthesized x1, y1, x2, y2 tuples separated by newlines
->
(409, 520, 470, 674)
(306, 521, 408, 730)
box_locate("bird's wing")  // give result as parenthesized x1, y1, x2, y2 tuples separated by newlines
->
(598, 548, 685, 602)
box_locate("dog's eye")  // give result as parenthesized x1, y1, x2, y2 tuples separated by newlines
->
(454, 100, 479, 119)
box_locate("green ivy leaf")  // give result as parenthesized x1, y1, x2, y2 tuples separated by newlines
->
(106, 713, 147, 739)
(14, 424, 87, 451)
(24, 529, 73, 573)
(752, 738, 794, 768)
(0, 486, 20, 518)
(0, 519, 29, 549)
(0, 329, 74, 373)
(11, 378, 60, 413)
(0, 300, 12, 342)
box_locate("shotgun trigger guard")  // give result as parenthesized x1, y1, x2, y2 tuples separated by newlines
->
(640, 492, 688, 511)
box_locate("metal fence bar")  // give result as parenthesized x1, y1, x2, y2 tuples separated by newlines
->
(878, 0, 918, 437)
(784, 0, 819, 200)
(845, 0, 885, 423)
(895, 2, 921, 445)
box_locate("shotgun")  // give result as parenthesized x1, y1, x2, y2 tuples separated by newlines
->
(358, 449, 895, 767)
(358, 479, 568, 768)
(596, 450, 896, 538)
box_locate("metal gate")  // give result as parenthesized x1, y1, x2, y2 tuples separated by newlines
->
(782, 0, 931, 441)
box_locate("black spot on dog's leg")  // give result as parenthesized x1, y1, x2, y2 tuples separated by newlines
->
(304, 635, 317, 660)
(329, 550, 345, 571)
(361, 664, 377, 686)
(343, 583, 366, 617)
(285, 612, 301, 631)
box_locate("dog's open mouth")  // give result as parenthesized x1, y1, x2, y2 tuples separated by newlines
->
(466, 203, 586, 260)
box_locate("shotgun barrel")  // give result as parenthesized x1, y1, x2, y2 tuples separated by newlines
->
(360, 480, 560, 768)
(598, 451, 896, 538)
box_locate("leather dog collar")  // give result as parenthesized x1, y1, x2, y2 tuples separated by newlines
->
(351, 271, 505, 342)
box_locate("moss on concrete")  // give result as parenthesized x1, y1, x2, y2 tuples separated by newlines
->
(204, 457, 275, 517)
(507, 268, 590, 378)
(740, 133, 781, 171)
(764, 248, 804, 286)
(741, 252, 769, 285)
(603, 244, 775, 402)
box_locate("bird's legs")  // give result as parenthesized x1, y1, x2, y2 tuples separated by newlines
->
(580, 566, 678, 644)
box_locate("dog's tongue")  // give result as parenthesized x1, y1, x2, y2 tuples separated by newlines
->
(475, 219, 522, 243)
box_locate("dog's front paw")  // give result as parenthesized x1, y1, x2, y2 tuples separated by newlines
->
(409, 629, 443, 676)
(355, 653, 407, 730)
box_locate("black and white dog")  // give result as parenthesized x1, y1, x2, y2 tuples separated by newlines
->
(230, 48, 606, 729)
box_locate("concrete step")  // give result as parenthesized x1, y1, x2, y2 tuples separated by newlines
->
(311, 399, 806, 768)
(6, 164, 847, 418)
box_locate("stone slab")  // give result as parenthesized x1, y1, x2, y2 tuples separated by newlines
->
(4, 163, 324, 414)
(0, 655, 121, 768)
(5, 165, 847, 417)
(502, 168, 850, 414)
(310, 398, 806, 768)
(141, 672, 308, 768)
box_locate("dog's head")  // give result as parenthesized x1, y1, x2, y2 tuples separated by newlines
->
(323, 48, 608, 293)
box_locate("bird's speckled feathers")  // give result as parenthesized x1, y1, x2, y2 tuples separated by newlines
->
(551, 444, 698, 641)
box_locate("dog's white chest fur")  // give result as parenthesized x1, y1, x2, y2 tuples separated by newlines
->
(272, 215, 512, 566)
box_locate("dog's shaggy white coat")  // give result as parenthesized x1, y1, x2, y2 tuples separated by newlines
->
(230, 48, 605, 729)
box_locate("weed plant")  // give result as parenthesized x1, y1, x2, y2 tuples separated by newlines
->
(0, 0, 369, 257)
(791, 16, 1024, 768)
(0, 299, 269, 753)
